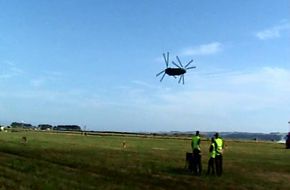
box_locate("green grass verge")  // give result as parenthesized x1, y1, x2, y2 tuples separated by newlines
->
(0, 131, 289, 190)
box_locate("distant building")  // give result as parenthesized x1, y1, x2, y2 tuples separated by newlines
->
(38, 124, 53, 130)
(53, 125, 81, 131)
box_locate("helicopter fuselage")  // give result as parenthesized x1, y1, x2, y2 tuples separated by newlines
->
(165, 68, 186, 76)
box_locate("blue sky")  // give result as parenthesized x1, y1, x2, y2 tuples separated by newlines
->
(0, 0, 289, 132)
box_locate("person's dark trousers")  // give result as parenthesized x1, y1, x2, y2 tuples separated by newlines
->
(207, 157, 215, 175)
(215, 154, 223, 176)
(193, 149, 202, 175)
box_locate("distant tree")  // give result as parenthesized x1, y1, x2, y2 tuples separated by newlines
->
(54, 125, 81, 131)
(11, 122, 32, 128)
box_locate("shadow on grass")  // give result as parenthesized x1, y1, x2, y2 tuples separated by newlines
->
(273, 146, 288, 150)
(165, 167, 194, 176)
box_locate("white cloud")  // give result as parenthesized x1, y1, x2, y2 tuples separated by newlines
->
(44, 71, 63, 78)
(0, 61, 24, 79)
(131, 80, 161, 89)
(256, 22, 290, 40)
(115, 67, 290, 117)
(2, 66, 290, 132)
(136, 66, 290, 132)
(30, 78, 45, 87)
(180, 42, 223, 56)
(153, 42, 223, 65)
(30, 71, 63, 87)
(228, 67, 290, 95)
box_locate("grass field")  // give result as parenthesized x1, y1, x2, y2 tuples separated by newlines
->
(0, 131, 289, 190)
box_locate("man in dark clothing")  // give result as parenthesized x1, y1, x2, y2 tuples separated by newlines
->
(214, 132, 224, 176)
(286, 132, 290, 149)
(191, 131, 202, 175)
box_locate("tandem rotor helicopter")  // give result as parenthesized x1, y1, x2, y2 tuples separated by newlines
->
(156, 52, 196, 84)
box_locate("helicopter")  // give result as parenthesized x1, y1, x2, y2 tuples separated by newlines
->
(156, 52, 196, 84)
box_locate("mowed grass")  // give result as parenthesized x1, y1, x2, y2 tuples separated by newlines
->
(0, 132, 289, 190)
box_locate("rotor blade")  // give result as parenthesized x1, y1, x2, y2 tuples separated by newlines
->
(172, 61, 181, 68)
(160, 72, 166, 82)
(166, 52, 169, 68)
(178, 75, 182, 83)
(156, 70, 165, 77)
(186, 66, 196, 70)
(182, 75, 185, 85)
(176, 56, 183, 68)
(163, 53, 168, 67)
(185, 60, 193, 68)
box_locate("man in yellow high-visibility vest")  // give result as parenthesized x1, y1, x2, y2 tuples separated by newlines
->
(214, 133, 224, 176)
(191, 131, 202, 175)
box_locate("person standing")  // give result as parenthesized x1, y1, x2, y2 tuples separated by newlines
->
(286, 132, 290, 149)
(191, 131, 202, 175)
(206, 137, 216, 175)
(214, 133, 224, 176)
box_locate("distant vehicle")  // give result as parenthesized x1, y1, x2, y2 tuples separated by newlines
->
(156, 52, 196, 84)
(286, 132, 290, 149)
